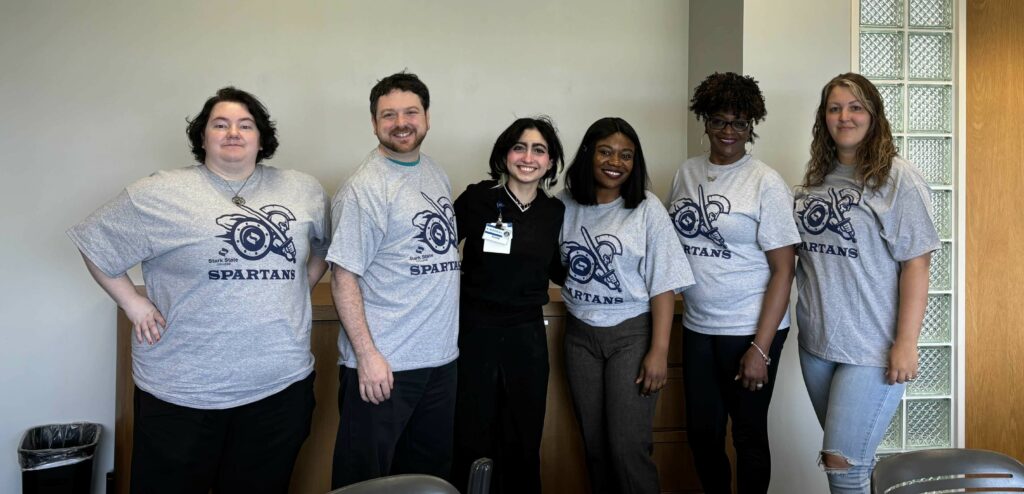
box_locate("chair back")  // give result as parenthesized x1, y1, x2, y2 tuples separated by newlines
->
(871, 448, 1024, 494)
(327, 474, 459, 494)
(467, 458, 493, 494)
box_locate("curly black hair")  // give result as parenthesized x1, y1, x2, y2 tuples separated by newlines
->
(689, 72, 767, 142)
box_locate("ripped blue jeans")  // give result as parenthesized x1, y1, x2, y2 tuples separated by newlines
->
(799, 347, 905, 494)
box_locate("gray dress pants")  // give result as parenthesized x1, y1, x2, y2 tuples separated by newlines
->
(564, 313, 659, 494)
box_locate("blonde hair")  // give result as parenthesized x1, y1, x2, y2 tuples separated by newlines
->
(803, 73, 897, 190)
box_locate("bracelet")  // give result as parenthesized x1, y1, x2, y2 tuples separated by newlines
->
(751, 342, 771, 366)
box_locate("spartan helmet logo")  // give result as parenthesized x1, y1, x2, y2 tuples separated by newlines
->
(562, 226, 624, 292)
(216, 204, 298, 262)
(670, 185, 731, 248)
(797, 187, 862, 242)
(412, 192, 458, 254)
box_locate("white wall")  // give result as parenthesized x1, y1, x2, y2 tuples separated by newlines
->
(0, 1, 689, 491)
(741, 1, 853, 493)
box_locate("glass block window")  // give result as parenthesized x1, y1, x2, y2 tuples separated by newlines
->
(860, 32, 904, 79)
(877, 84, 904, 132)
(930, 189, 952, 238)
(908, 84, 953, 132)
(909, 32, 953, 80)
(907, 137, 953, 185)
(857, 0, 957, 453)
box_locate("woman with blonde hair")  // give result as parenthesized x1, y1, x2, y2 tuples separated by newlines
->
(794, 72, 939, 493)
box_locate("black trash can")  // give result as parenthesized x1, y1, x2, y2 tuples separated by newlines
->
(18, 423, 101, 494)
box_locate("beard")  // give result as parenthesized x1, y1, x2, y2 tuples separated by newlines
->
(378, 126, 427, 155)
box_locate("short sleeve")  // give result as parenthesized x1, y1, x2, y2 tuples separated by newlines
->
(325, 179, 386, 275)
(310, 185, 331, 258)
(643, 198, 695, 295)
(67, 189, 154, 278)
(884, 165, 941, 261)
(757, 175, 802, 252)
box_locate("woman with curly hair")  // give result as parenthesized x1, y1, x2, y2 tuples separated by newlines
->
(795, 73, 938, 493)
(560, 117, 694, 494)
(666, 72, 800, 493)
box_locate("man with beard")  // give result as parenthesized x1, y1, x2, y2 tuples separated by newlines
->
(326, 72, 461, 488)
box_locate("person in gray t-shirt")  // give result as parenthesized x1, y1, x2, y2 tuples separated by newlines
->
(68, 88, 328, 493)
(668, 72, 800, 494)
(795, 73, 939, 493)
(560, 118, 694, 494)
(327, 73, 460, 489)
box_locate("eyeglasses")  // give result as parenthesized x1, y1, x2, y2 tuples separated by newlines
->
(706, 117, 751, 132)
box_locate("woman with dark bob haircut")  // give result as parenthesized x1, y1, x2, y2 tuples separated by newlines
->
(451, 116, 565, 493)
(558, 117, 694, 494)
(667, 72, 800, 494)
(795, 73, 938, 493)
(68, 86, 329, 493)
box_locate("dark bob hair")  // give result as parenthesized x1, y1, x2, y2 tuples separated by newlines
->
(488, 116, 565, 190)
(689, 72, 767, 143)
(370, 71, 430, 117)
(564, 117, 649, 209)
(186, 86, 278, 164)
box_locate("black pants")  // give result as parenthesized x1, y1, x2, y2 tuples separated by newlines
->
(331, 361, 457, 489)
(683, 328, 788, 494)
(130, 372, 316, 494)
(451, 311, 549, 494)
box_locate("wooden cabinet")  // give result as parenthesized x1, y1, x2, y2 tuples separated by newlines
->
(114, 284, 701, 493)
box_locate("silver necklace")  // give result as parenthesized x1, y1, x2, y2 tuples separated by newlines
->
(504, 184, 533, 212)
(704, 159, 717, 182)
(207, 166, 260, 206)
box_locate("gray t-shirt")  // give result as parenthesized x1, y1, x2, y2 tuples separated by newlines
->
(559, 190, 695, 327)
(326, 149, 460, 372)
(794, 157, 940, 367)
(68, 165, 330, 409)
(667, 154, 801, 336)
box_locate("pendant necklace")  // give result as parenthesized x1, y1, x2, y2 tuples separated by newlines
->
(504, 184, 533, 212)
(704, 158, 718, 183)
(207, 165, 260, 206)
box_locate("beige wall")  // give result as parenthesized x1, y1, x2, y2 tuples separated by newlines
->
(687, 0, 744, 157)
(0, 1, 690, 491)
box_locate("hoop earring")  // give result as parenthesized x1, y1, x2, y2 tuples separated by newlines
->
(745, 140, 753, 154)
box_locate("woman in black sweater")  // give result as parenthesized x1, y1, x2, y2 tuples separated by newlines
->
(450, 117, 566, 493)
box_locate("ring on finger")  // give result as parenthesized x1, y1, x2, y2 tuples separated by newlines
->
(756, 383, 764, 389)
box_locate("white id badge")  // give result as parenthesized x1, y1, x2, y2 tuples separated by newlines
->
(482, 223, 513, 254)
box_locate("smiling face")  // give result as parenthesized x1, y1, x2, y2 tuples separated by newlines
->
(825, 85, 872, 163)
(372, 89, 430, 159)
(203, 101, 260, 170)
(591, 132, 635, 202)
(505, 128, 552, 189)
(706, 111, 751, 165)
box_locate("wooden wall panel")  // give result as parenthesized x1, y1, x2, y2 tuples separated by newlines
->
(115, 287, 699, 493)
(966, 0, 1024, 460)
